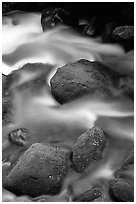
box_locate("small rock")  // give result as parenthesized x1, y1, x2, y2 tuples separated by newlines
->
(8, 128, 30, 146)
(83, 16, 110, 37)
(41, 7, 78, 31)
(72, 127, 107, 173)
(3, 143, 71, 197)
(112, 26, 134, 40)
(112, 26, 134, 51)
(109, 178, 134, 202)
(72, 187, 101, 202)
(50, 59, 118, 104)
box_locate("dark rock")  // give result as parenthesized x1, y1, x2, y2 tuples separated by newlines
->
(3, 2, 134, 26)
(39, 2, 133, 23)
(112, 26, 134, 51)
(83, 16, 110, 37)
(3, 143, 71, 197)
(72, 187, 101, 202)
(112, 26, 134, 40)
(109, 178, 134, 202)
(41, 7, 78, 31)
(50, 59, 118, 104)
(72, 127, 107, 173)
(8, 128, 30, 146)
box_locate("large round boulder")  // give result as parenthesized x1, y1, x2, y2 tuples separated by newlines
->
(50, 59, 118, 104)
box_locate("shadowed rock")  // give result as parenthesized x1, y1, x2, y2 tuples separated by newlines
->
(41, 7, 78, 31)
(112, 26, 134, 40)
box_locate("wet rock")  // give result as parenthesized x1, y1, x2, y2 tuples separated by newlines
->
(72, 127, 107, 173)
(72, 187, 101, 202)
(41, 7, 78, 31)
(50, 59, 118, 104)
(83, 16, 110, 37)
(112, 26, 134, 51)
(112, 26, 134, 40)
(3, 143, 71, 197)
(109, 178, 134, 202)
(8, 128, 30, 147)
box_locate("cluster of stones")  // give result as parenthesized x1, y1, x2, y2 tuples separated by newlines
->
(2, 2, 134, 202)
(3, 126, 134, 202)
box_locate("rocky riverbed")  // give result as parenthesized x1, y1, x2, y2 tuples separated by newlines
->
(2, 2, 134, 202)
